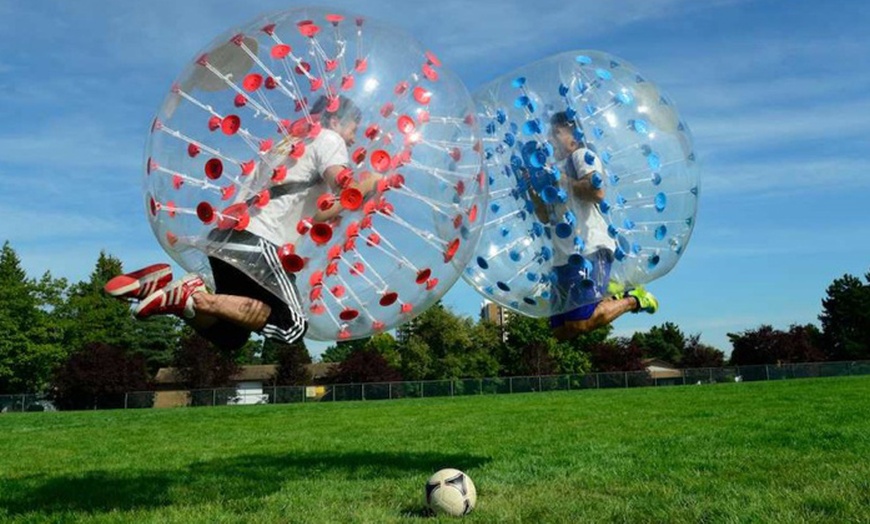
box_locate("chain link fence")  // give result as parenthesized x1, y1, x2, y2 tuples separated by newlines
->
(2, 360, 869, 412)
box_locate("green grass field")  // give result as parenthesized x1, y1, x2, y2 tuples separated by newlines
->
(1, 377, 869, 523)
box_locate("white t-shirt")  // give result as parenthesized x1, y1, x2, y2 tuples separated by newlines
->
(551, 147, 615, 266)
(245, 129, 349, 247)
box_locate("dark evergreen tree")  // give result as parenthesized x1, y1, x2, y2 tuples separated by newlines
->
(819, 270, 870, 360)
(271, 339, 313, 385)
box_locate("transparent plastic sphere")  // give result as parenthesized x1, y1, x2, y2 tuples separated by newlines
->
(463, 50, 699, 317)
(144, 7, 485, 340)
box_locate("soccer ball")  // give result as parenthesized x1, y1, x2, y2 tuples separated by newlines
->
(425, 468, 477, 517)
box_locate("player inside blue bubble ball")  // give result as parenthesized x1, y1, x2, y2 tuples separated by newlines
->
(539, 111, 659, 340)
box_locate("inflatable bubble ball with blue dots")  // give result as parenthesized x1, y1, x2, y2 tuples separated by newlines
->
(463, 50, 700, 317)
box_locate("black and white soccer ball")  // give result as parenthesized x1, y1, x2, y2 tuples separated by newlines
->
(425, 468, 477, 517)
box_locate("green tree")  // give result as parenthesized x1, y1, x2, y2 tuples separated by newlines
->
(365, 333, 401, 370)
(321, 337, 370, 363)
(53, 252, 182, 373)
(819, 270, 870, 360)
(632, 322, 686, 365)
(728, 324, 824, 366)
(680, 335, 726, 368)
(464, 320, 501, 378)
(395, 303, 500, 380)
(0, 242, 66, 393)
(398, 336, 432, 381)
(551, 325, 609, 375)
(325, 348, 401, 384)
(586, 337, 645, 372)
(173, 331, 241, 388)
(501, 315, 557, 376)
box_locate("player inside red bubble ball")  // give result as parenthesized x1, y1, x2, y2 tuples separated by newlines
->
(106, 95, 381, 350)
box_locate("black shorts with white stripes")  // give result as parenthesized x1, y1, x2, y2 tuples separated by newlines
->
(201, 231, 307, 350)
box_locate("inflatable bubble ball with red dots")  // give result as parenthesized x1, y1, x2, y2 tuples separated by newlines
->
(143, 7, 486, 340)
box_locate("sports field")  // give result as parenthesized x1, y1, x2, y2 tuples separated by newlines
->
(1, 376, 868, 523)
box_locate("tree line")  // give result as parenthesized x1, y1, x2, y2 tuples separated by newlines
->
(1, 240, 868, 409)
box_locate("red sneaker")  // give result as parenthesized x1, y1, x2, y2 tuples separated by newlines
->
(134, 274, 206, 320)
(104, 263, 173, 300)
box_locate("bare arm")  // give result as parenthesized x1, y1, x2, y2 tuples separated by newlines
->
(571, 173, 605, 202)
(569, 149, 605, 202)
(313, 165, 383, 222)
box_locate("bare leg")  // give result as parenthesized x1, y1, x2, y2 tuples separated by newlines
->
(189, 292, 272, 332)
(552, 296, 639, 341)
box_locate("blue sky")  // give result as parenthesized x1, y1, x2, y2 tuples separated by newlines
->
(1, 0, 868, 357)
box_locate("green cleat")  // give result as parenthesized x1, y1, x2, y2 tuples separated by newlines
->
(627, 286, 658, 314)
(606, 279, 625, 299)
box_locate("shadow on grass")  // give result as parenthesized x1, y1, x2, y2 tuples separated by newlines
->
(0, 450, 489, 517)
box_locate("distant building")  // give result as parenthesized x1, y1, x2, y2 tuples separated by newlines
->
(151, 363, 336, 407)
(643, 358, 683, 381)
(480, 300, 512, 341)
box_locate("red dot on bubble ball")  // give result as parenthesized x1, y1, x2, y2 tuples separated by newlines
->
(295, 61, 312, 75)
(379, 292, 398, 307)
(243, 73, 263, 92)
(468, 204, 478, 222)
(416, 268, 431, 284)
(221, 115, 240, 135)
(444, 239, 460, 262)
(413, 86, 431, 105)
(352, 147, 367, 164)
(422, 63, 439, 81)
(271, 44, 291, 59)
(290, 141, 306, 159)
(397, 115, 415, 134)
(280, 250, 305, 273)
(219, 203, 249, 231)
(310, 223, 333, 245)
(340, 188, 363, 211)
(425, 51, 442, 67)
(297, 21, 320, 38)
(370, 150, 391, 173)
(339, 308, 359, 321)
(204, 158, 223, 179)
(272, 165, 287, 182)
(221, 184, 236, 201)
(196, 202, 215, 224)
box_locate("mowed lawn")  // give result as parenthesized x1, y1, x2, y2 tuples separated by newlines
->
(1, 377, 869, 523)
